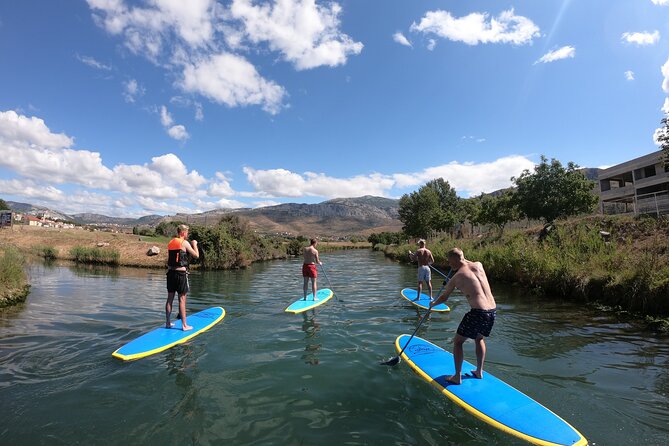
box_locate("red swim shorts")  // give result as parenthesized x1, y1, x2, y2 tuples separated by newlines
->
(302, 263, 318, 278)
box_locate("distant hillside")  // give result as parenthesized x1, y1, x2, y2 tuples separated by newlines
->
(71, 213, 164, 226)
(7, 201, 74, 222)
(162, 195, 402, 237)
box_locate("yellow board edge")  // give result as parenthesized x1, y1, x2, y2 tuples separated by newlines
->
(285, 290, 334, 314)
(112, 307, 226, 361)
(394, 335, 587, 446)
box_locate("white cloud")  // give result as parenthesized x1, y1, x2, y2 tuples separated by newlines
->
(625, 70, 635, 81)
(662, 98, 669, 114)
(160, 105, 174, 127)
(0, 178, 65, 202)
(0, 110, 73, 148)
(662, 56, 669, 92)
(393, 32, 412, 47)
(208, 172, 236, 197)
(123, 79, 145, 103)
(253, 200, 281, 208)
(653, 126, 667, 145)
(535, 45, 575, 64)
(180, 52, 287, 114)
(621, 30, 660, 46)
(168, 125, 189, 141)
(76, 54, 112, 70)
(229, 0, 363, 70)
(427, 39, 437, 51)
(410, 8, 540, 46)
(651, 0, 669, 5)
(392, 155, 536, 197)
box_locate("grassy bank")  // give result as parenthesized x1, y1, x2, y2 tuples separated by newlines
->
(382, 215, 669, 320)
(0, 247, 30, 307)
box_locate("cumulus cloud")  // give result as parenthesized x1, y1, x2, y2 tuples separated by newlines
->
(621, 30, 660, 45)
(662, 56, 669, 92)
(180, 53, 287, 114)
(535, 46, 575, 64)
(393, 32, 412, 47)
(87, 0, 362, 114)
(229, 0, 363, 70)
(662, 98, 669, 114)
(159, 106, 189, 140)
(410, 8, 540, 46)
(123, 79, 144, 103)
(625, 70, 635, 81)
(208, 172, 236, 197)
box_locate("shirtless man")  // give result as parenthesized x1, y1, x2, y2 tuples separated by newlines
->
(430, 248, 497, 384)
(302, 239, 322, 300)
(409, 239, 435, 300)
(165, 224, 199, 331)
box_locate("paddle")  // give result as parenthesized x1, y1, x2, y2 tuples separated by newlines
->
(380, 308, 432, 366)
(319, 263, 338, 301)
(429, 264, 451, 280)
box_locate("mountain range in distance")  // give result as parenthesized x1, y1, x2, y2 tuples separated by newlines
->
(6, 196, 403, 237)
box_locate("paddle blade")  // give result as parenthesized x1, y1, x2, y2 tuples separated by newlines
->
(380, 356, 401, 366)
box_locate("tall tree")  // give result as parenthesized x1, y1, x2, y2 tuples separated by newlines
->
(398, 178, 460, 238)
(658, 114, 669, 168)
(512, 156, 598, 223)
(477, 190, 520, 233)
(0, 199, 9, 210)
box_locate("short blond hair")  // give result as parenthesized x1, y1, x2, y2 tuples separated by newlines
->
(177, 224, 189, 235)
(447, 247, 463, 260)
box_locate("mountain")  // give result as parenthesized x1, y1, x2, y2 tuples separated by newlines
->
(71, 213, 164, 226)
(7, 201, 75, 222)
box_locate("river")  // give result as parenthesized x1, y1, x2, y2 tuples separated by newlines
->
(0, 249, 667, 445)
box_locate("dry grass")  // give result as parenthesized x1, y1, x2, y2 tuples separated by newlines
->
(0, 226, 166, 268)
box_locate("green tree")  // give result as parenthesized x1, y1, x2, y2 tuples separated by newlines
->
(658, 114, 669, 168)
(0, 199, 9, 210)
(477, 190, 520, 233)
(512, 156, 598, 223)
(398, 178, 460, 238)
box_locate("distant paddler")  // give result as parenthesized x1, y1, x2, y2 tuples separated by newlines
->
(409, 239, 435, 301)
(302, 238, 322, 300)
(430, 248, 497, 384)
(165, 224, 199, 331)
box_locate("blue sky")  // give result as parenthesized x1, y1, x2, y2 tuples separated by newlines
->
(1, 0, 668, 217)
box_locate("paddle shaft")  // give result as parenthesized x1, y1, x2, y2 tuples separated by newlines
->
(396, 308, 432, 359)
(319, 264, 337, 300)
(429, 264, 451, 280)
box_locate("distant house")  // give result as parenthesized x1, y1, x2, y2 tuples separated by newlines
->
(26, 215, 42, 226)
(598, 150, 669, 216)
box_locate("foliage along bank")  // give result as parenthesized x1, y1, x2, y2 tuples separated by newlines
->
(381, 215, 669, 321)
(0, 247, 30, 307)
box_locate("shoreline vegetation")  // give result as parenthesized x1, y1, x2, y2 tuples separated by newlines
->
(0, 247, 30, 308)
(377, 214, 669, 329)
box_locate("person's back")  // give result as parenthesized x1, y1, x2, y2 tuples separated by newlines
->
(303, 245, 319, 264)
(455, 260, 496, 311)
(415, 247, 433, 266)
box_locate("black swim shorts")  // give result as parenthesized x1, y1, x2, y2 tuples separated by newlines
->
(457, 308, 496, 339)
(166, 270, 189, 294)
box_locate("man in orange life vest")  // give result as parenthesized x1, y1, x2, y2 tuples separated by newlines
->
(166, 224, 199, 331)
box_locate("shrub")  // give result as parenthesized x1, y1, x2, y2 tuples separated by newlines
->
(70, 246, 120, 265)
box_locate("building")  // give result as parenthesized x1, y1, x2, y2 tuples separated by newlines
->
(598, 150, 669, 216)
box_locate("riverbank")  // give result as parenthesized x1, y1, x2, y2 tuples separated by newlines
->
(0, 247, 30, 307)
(381, 214, 669, 324)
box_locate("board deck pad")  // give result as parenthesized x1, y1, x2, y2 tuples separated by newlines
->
(400, 288, 450, 312)
(112, 306, 225, 361)
(285, 288, 334, 314)
(396, 335, 587, 446)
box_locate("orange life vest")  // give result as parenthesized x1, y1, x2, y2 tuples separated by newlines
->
(167, 237, 189, 268)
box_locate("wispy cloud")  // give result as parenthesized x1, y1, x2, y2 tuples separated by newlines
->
(123, 79, 145, 103)
(535, 46, 575, 64)
(393, 32, 412, 47)
(625, 70, 635, 81)
(159, 106, 189, 141)
(651, 0, 669, 5)
(621, 30, 660, 46)
(662, 56, 669, 92)
(76, 54, 112, 70)
(410, 8, 540, 46)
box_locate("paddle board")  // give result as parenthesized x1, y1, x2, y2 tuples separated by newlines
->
(400, 288, 450, 312)
(285, 288, 334, 314)
(112, 306, 225, 361)
(395, 335, 587, 446)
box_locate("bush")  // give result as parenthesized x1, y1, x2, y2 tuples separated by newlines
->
(70, 246, 120, 265)
(34, 245, 57, 260)
(0, 247, 30, 307)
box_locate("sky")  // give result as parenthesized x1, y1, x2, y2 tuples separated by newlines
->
(1, 0, 669, 217)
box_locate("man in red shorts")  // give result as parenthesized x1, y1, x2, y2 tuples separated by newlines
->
(302, 238, 322, 300)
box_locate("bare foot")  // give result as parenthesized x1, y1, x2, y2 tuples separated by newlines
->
(313, 297, 318, 301)
(467, 370, 483, 379)
(445, 374, 461, 385)
(166, 322, 175, 329)
(182, 325, 193, 331)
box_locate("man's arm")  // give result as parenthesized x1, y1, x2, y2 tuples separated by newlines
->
(183, 240, 199, 258)
(431, 277, 456, 307)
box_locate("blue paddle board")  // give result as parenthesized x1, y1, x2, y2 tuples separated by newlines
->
(396, 335, 587, 446)
(400, 288, 450, 312)
(285, 289, 334, 314)
(112, 306, 225, 361)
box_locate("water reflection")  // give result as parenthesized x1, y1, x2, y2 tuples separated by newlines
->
(301, 313, 321, 365)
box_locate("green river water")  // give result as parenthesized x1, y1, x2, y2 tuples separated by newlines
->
(0, 249, 667, 445)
